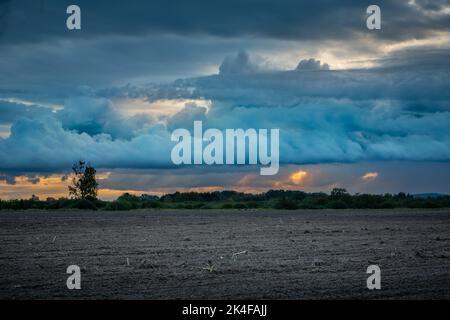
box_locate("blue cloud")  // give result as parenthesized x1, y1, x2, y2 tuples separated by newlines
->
(2, 0, 448, 44)
(295, 58, 330, 71)
(0, 116, 173, 173)
(1, 49, 450, 174)
(219, 51, 261, 75)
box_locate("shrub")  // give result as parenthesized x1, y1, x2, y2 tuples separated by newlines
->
(233, 203, 247, 209)
(221, 203, 233, 209)
(117, 193, 141, 202)
(104, 200, 132, 211)
(245, 201, 259, 208)
(327, 200, 348, 209)
(142, 201, 162, 209)
(71, 199, 97, 210)
(274, 198, 298, 210)
(423, 200, 440, 208)
(377, 201, 396, 209)
(192, 202, 206, 209)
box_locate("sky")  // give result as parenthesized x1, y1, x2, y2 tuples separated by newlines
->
(1, 0, 450, 200)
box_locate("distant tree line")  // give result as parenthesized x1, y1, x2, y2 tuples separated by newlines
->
(1, 189, 449, 211)
(1, 161, 448, 210)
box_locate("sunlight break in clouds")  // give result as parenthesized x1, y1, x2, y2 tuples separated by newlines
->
(362, 172, 379, 181)
(115, 99, 212, 118)
(0, 172, 112, 200)
(289, 170, 309, 185)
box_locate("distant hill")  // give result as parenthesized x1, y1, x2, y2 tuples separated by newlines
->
(413, 193, 448, 199)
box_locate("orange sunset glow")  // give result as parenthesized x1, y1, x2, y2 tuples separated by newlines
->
(289, 170, 309, 185)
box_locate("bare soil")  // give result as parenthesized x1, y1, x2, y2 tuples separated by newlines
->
(0, 209, 449, 299)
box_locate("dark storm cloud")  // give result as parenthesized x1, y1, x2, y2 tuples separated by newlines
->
(219, 51, 261, 75)
(0, 34, 278, 97)
(1, 1, 449, 99)
(0, 99, 54, 124)
(376, 47, 450, 69)
(1, 0, 449, 45)
(296, 58, 330, 71)
(134, 49, 450, 105)
(415, 0, 449, 11)
(0, 0, 11, 38)
(1, 50, 450, 174)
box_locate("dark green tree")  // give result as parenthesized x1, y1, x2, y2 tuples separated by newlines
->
(330, 188, 349, 198)
(68, 161, 99, 200)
